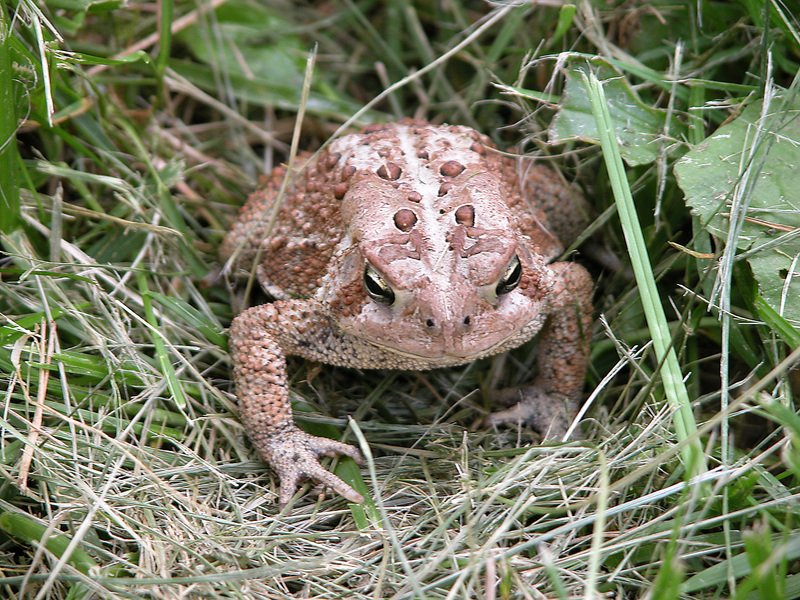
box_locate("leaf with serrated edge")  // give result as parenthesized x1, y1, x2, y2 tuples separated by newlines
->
(675, 94, 800, 328)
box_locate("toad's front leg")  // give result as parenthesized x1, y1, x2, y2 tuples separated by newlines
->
(486, 262, 593, 439)
(228, 301, 364, 506)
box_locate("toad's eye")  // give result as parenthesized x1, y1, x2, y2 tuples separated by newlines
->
(496, 255, 522, 296)
(364, 264, 395, 305)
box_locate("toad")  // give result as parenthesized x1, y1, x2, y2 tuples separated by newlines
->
(221, 120, 593, 506)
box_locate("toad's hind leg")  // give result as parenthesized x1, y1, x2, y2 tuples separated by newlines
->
(219, 169, 287, 271)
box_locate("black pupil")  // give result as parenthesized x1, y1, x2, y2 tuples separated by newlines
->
(364, 272, 383, 296)
(498, 258, 521, 295)
(364, 269, 394, 304)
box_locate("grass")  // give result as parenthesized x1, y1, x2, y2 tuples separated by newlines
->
(2, 0, 800, 598)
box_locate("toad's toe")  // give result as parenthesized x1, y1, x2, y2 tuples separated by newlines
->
(262, 427, 365, 507)
(485, 385, 582, 441)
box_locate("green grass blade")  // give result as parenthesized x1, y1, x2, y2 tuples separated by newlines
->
(0, 4, 20, 232)
(138, 271, 188, 408)
(0, 511, 98, 575)
(155, 0, 173, 80)
(581, 69, 707, 483)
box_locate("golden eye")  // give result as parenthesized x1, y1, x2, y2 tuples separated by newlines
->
(496, 255, 521, 296)
(363, 264, 395, 305)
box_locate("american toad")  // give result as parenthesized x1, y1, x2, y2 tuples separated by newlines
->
(221, 120, 593, 506)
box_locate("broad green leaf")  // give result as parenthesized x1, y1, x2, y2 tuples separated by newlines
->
(675, 94, 800, 329)
(547, 57, 687, 166)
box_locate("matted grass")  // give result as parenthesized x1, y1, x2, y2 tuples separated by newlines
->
(2, 1, 800, 599)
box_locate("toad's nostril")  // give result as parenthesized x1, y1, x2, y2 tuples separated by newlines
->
(463, 316, 471, 326)
(426, 318, 435, 328)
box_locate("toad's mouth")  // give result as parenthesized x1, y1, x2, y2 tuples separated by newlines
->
(365, 330, 521, 364)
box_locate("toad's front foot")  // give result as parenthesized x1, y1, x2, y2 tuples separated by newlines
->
(261, 426, 365, 507)
(485, 385, 582, 441)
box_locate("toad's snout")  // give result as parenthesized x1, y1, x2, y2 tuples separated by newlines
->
(415, 294, 504, 359)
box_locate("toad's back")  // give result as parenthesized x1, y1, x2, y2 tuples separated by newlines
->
(221, 120, 583, 300)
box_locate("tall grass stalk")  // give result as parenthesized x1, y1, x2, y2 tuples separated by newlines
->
(581, 69, 707, 484)
(0, 2, 19, 232)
